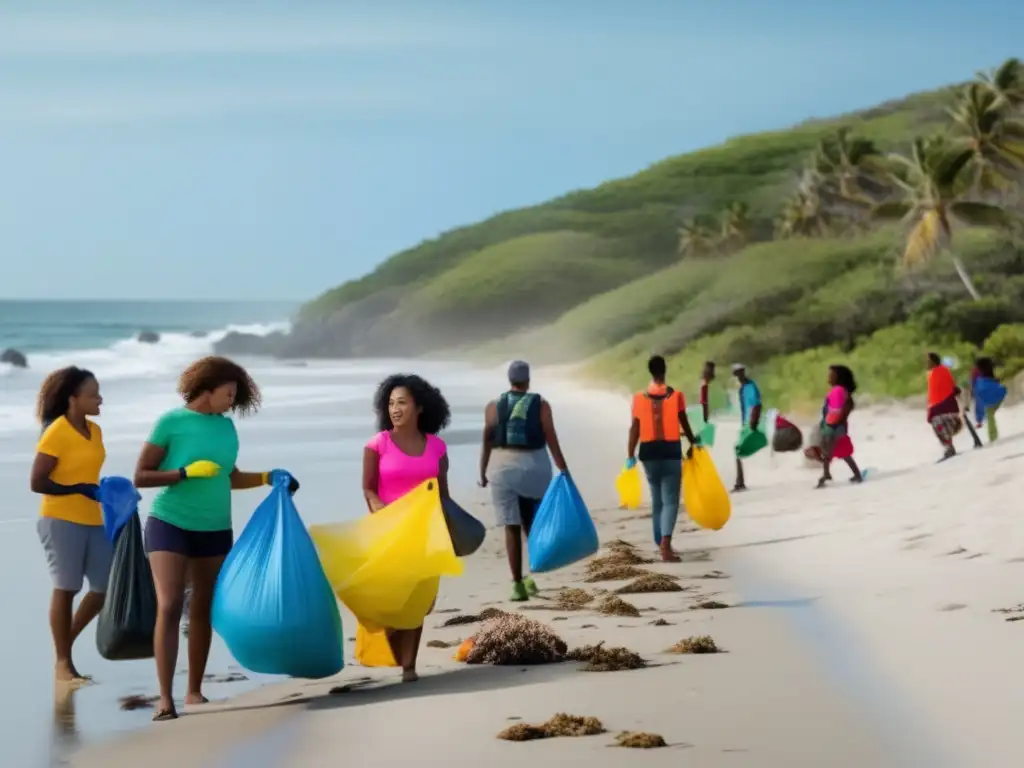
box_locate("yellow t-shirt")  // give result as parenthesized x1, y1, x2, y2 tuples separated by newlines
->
(36, 417, 106, 526)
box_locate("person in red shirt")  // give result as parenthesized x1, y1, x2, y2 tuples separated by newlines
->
(926, 352, 963, 461)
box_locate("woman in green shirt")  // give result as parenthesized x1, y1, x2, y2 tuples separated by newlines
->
(134, 356, 298, 722)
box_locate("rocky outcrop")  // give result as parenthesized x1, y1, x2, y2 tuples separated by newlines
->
(0, 348, 27, 368)
(137, 330, 160, 344)
(213, 331, 287, 357)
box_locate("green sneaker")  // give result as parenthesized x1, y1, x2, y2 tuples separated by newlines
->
(510, 581, 530, 602)
(523, 576, 540, 596)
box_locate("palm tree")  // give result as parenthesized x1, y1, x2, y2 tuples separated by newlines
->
(813, 126, 885, 203)
(719, 201, 751, 250)
(976, 57, 1024, 111)
(677, 217, 718, 258)
(873, 135, 1019, 299)
(946, 82, 1024, 194)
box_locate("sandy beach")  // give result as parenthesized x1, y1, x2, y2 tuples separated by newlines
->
(63, 379, 1024, 767)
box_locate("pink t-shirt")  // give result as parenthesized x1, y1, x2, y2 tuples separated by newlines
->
(825, 385, 847, 424)
(366, 431, 447, 506)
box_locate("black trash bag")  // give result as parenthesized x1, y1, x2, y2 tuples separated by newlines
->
(96, 513, 157, 661)
(772, 425, 804, 453)
(442, 498, 486, 557)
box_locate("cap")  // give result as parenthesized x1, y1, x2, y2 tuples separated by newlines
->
(507, 360, 530, 383)
(731, 363, 746, 374)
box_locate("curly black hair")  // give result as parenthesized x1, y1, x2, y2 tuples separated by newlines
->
(373, 374, 451, 435)
(36, 366, 95, 425)
(830, 364, 858, 394)
(178, 356, 262, 416)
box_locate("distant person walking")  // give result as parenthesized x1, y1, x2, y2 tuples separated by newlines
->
(700, 361, 716, 424)
(30, 367, 112, 684)
(732, 363, 763, 491)
(816, 364, 863, 488)
(626, 355, 699, 561)
(480, 361, 568, 602)
(970, 356, 1007, 443)
(926, 352, 963, 461)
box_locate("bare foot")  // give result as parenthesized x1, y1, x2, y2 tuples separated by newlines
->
(184, 693, 209, 706)
(401, 669, 419, 683)
(659, 549, 681, 563)
(152, 705, 178, 722)
(55, 661, 91, 685)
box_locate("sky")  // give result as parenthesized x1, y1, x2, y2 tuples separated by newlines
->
(2, 0, 1023, 301)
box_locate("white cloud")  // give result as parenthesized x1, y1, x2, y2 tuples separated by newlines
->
(0, 12, 468, 57)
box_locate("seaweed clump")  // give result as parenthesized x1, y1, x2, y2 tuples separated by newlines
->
(667, 635, 720, 654)
(497, 713, 606, 741)
(441, 607, 506, 627)
(584, 564, 650, 583)
(596, 595, 641, 617)
(691, 600, 729, 610)
(568, 642, 646, 671)
(615, 731, 668, 748)
(615, 573, 682, 594)
(426, 638, 461, 649)
(585, 542, 652, 574)
(554, 587, 594, 610)
(465, 613, 567, 665)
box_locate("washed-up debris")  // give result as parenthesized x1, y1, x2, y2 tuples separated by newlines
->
(441, 607, 506, 627)
(691, 600, 729, 610)
(614, 731, 668, 748)
(497, 713, 605, 741)
(698, 570, 729, 579)
(465, 613, 567, 665)
(568, 642, 645, 671)
(596, 595, 641, 618)
(649, 618, 673, 626)
(585, 564, 651, 582)
(426, 639, 461, 649)
(667, 635, 720, 654)
(585, 550, 652, 575)
(119, 695, 159, 711)
(203, 672, 248, 684)
(554, 587, 594, 610)
(615, 573, 683, 594)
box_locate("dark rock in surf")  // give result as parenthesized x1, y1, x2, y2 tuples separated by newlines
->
(0, 348, 27, 368)
(213, 331, 287, 357)
(189, 330, 208, 339)
(137, 331, 160, 344)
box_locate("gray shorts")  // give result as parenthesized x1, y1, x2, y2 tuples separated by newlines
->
(488, 448, 553, 527)
(37, 517, 114, 594)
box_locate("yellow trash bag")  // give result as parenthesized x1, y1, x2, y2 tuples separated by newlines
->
(309, 479, 463, 631)
(355, 623, 398, 667)
(615, 464, 642, 509)
(682, 447, 731, 531)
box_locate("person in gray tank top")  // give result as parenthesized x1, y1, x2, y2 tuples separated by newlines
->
(479, 360, 568, 602)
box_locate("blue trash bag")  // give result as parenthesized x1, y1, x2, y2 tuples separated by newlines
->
(97, 476, 142, 543)
(212, 479, 343, 679)
(527, 472, 599, 573)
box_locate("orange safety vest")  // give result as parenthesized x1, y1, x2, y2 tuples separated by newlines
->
(631, 384, 685, 443)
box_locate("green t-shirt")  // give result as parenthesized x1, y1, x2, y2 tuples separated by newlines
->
(147, 407, 240, 532)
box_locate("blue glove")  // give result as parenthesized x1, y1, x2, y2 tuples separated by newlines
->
(75, 483, 99, 501)
(268, 469, 300, 495)
(624, 457, 637, 470)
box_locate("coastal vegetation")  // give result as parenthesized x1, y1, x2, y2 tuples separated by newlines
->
(298, 59, 1024, 409)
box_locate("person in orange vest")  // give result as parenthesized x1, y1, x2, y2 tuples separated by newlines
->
(626, 354, 700, 562)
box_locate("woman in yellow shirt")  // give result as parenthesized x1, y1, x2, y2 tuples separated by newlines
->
(29, 366, 111, 684)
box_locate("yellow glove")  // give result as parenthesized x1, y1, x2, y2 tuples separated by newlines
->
(181, 460, 221, 479)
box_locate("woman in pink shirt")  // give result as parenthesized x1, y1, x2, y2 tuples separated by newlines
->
(362, 374, 451, 682)
(816, 365, 863, 488)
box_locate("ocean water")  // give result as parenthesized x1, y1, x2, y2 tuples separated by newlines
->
(0, 300, 506, 766)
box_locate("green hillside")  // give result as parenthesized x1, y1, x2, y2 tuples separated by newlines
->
(298, 59, 1024, 409)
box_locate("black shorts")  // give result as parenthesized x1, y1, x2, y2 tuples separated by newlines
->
(144, 516, 233, 559)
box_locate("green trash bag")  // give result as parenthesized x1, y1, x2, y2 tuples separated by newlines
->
(735, 425, 768, 458)
(686, 406, 717, 448)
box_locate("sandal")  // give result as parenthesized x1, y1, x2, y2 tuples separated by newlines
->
(152, 707, 178, 722)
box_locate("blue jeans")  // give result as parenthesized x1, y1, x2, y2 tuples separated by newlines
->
(641, 459, 682, 545)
